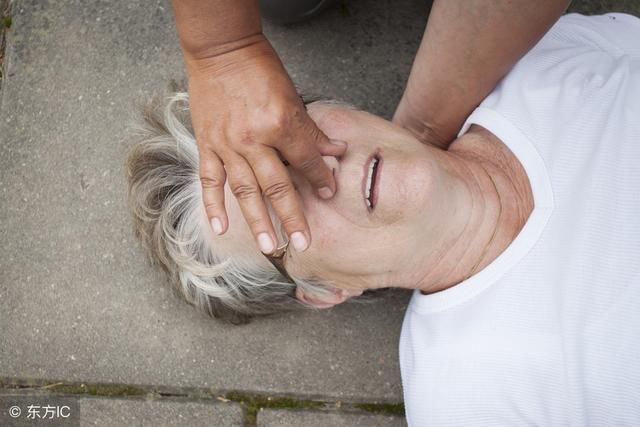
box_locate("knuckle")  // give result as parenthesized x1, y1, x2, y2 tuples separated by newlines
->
(215, 129, 252, 156)
(244, 215, 265, 231)
(237, 127, 256, 148)
(193, 123, 210, 144)
(271, 108, 292, 130)
(214, 122, 257, 155)
(230, 183, 261, 200)
(261, 180, 293, 201)
(203, 199, 221, 212)
(277, 213, 301, 231)
(258, 105, 300, 139)
(296, 154, 324, 174)
(200, 175, 224, 190)
(306, 124, 325, 146)
(198, 137, 227, 162)
(199, 126, 223, 151)
(273, 101, 301, 128)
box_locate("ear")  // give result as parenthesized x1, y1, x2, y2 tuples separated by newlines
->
(296, 286, 363, 309)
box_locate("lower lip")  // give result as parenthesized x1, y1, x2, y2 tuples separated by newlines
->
(371, 155, 382, 208)
(362, 151, 383, 210)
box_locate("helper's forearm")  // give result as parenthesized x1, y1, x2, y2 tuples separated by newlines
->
(171, 0, 262, 60)
(398, 0, 570, 147)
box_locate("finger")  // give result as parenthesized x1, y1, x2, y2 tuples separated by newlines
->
(245, 148, 310, 252)
(223, 153, 278, 254)
(198, 149, 228, 235)
(279, 114, 337, 199)
(316, 138, 348, 158)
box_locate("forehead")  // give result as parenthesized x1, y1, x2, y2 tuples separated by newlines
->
(306, 103, 369, 138)
(307, 102, 417, 147)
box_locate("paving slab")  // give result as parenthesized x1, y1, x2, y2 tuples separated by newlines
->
(0, 0, 423, 401)
(258, 408, 405, 427)
(0, 391, 243, 427)
(77, 397, 243, 427)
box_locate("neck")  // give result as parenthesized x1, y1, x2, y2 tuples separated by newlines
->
(413, 125, 534, 294)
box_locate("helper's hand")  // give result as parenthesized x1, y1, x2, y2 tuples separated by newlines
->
(185, 35, 346, 254)
(392, 0, 569, 150)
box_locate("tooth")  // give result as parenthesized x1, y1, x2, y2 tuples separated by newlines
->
(364, 157, 379, 208)
(366, 160, 375, 197)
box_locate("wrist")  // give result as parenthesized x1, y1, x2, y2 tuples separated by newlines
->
(394, 93, 454, 149)
(182, 31, 268, 62)
(172, 0, 263, 61)
(183, 34, 277, 77)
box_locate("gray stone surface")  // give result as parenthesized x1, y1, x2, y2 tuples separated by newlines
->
(0, 0, 420, 400)
(77, 397, 243, 427)
(258, 408, 406, 427)
(0, 391, 243, 427)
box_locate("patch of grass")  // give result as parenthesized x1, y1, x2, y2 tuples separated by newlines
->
(354, 402, 406, 416)
(0, 0, 11, 85)
(224, 391, 325, 426)
(45, 383, 147, 397)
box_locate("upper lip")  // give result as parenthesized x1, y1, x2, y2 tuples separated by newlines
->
(362, 151, 381, 210)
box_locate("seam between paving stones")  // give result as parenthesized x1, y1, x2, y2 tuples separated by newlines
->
(0, 377, 405, 427)
(0, 0, 16, 118)
(0, 0, 12, 103)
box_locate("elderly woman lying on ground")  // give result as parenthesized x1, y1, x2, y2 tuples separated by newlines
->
(127, 13, 640, 425)
(127, 91, 527, 318)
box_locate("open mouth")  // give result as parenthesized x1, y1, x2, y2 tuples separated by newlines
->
(363, 152, 382, 210)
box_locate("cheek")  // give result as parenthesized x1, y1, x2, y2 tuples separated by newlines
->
(299, 212, 386, 279)
(288, 211, 356, 278)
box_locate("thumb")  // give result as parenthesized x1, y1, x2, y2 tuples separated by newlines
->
(317, 138, 348, 157)
(281, 115, 338, 199)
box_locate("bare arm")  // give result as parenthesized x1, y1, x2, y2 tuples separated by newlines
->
(172, 0, 262, 60)
(171, 1, 345, 253)
(394, 0, 571, 148)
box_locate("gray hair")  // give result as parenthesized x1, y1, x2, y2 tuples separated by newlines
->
(126, 91, 331, 324)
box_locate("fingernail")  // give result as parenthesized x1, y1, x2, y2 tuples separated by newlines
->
(211, 217, 223, 235)
(318, 186, 334, 199)
(257, 232, 274, 253)
(330, 139, 347, 147)
(291, 231, 308, 252)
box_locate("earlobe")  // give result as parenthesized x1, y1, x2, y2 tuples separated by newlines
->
(295, 286, 357, 309)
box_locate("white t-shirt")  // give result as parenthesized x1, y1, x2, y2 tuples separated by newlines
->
(399, 13, 640, 426)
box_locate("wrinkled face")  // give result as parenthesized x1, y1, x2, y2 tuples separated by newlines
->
(217, 103, 449, 299)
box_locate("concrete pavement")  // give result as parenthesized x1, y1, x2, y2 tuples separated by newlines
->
(0, 0, 422, 425)
(2, 0, 639, 425)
